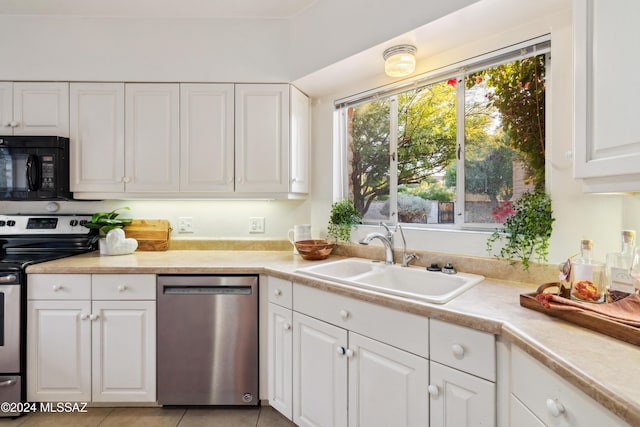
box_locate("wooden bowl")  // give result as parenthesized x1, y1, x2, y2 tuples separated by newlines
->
(294, 239, 335, 260)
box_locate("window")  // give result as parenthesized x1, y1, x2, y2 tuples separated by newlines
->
(338, 39, 549, 229)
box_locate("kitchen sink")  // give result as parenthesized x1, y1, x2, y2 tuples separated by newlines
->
(295, 258, 484, 304)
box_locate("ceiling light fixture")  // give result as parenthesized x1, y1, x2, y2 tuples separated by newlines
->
(383, 45, 417, 77)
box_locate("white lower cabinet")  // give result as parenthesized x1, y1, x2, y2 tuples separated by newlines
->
(348, 331, 428, 427)
(293, 312, 348, 427)
(429, 361, 495, 427)
(266, 281, 499, 427)
(268, 301, 293, 419)
(27, 299, 92, 401)
(510, 346, 629, 427)
(429, 318, 496, 427)
(27, 274, 156, 403)
(284, 282, 430, 427)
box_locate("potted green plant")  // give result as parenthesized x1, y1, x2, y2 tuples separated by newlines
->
(327, 199, 362, 243)
(486, 190, 554, 271)
(83, 207, 133, 246)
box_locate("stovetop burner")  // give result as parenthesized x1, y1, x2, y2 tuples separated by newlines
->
(0, 214, 96, 268)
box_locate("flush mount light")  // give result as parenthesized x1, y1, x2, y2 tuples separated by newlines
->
(383, 45, 417, 77)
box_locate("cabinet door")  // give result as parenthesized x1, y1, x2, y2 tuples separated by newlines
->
(293, 312, 347, 427)
(348, 332, 429, 427)
(510, 394, 545, 427)
(511, 346, 628, 427)
(235, 84, 289, 193)
(70, 83, 125, 192)
(125, 83, 180, 192)
(429, 361, 495, 427)
(27, 300, 91, 402)
(91, 300, 156, 402)
(268, 303, 293, 420)
(290, 86, 310, 194)
(180, 83, 235, 192)
(13, 82, 69, 137)
(0, 82, 12, 132)
(574, 1, 640, 191)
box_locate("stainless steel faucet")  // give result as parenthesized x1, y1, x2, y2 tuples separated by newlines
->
(397, 224, 419, 267)
(359, 222, 395, 264)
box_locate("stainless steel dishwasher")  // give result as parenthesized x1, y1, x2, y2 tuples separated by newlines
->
(157, 275, 258, 405)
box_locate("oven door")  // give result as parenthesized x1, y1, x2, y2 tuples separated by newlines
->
(0, 281, 20, 373)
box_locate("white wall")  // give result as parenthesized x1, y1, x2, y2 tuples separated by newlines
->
(288, 0, 480, 80)
(0, 199, 310, 240)
(300, 4, 627, 264)
(0, 15, 290, 82)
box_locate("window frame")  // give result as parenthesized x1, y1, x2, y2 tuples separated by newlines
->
(336, 36, 551, 231)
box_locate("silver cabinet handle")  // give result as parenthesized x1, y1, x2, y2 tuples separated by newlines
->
(283, 323, 291, 331)
(89, 314, 99, 321)
(0, 379, 16, 387)
(117, 284, 128, 292)
(52, 284, 63, 292)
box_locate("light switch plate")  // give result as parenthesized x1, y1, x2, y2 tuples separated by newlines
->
(249, 217, 265, 233)
(178, 217, 193, 233)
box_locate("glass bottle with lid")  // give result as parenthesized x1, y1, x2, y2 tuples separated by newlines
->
(570, 239, 605, 303)
(606, 230, 636, 299)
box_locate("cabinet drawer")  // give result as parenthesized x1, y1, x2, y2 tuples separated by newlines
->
(430, 318, 495, 381)
(92, 274, 156, 300)
(268, 277, 292, 309)
(511, 346, 628, 427)
(28, 274, 91, 300)
(293, 283, 429, 357)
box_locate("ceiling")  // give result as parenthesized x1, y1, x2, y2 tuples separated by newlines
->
(0, 0, 319, 18)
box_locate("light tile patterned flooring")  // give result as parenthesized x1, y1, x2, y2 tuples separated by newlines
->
(0, 406, 295, 427)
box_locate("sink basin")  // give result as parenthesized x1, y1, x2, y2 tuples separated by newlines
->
(295, 258, 484, 304)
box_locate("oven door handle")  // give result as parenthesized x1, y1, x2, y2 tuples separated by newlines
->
(0, 274, 17, 284)
(26, 154, 40, 191)
(0, 379, 16, 387)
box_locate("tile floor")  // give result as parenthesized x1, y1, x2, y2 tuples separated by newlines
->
(0, 405, 295, 427)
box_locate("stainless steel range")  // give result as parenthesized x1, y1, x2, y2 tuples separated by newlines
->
(0, 214, 94, 416)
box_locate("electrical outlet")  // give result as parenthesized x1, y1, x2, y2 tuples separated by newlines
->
(249, 217, 265, 233)
(178, 217, 193, 233)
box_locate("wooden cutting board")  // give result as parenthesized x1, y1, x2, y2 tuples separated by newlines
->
(124, 219, 170, 251)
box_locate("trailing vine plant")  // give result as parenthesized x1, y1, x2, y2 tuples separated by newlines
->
(327, 199, 362, 243)
(486, 190, 554, 271)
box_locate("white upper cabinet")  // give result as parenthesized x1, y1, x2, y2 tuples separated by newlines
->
(1, 82, 69, 137)
(70, 83, 125, 192)
(125, 83, 180, 192)
(70, 81, 308, 198)
(290, 86, 310, 194)
(235, 84, 290, 193)
(180, 84, 235, 192)
(0, 83, 12, 133)
(574, 0, 640, 192)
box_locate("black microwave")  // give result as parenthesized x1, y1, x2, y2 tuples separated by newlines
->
(0, 136, 72, 200)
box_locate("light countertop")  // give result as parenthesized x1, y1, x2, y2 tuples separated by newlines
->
(26, 250, 640, 426)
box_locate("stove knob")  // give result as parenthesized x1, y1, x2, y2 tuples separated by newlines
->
(70, 219, 78, 226)
(6, 220, 15, 227)
(79, 220, 88, 226)
(0, 221, 5, 227)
